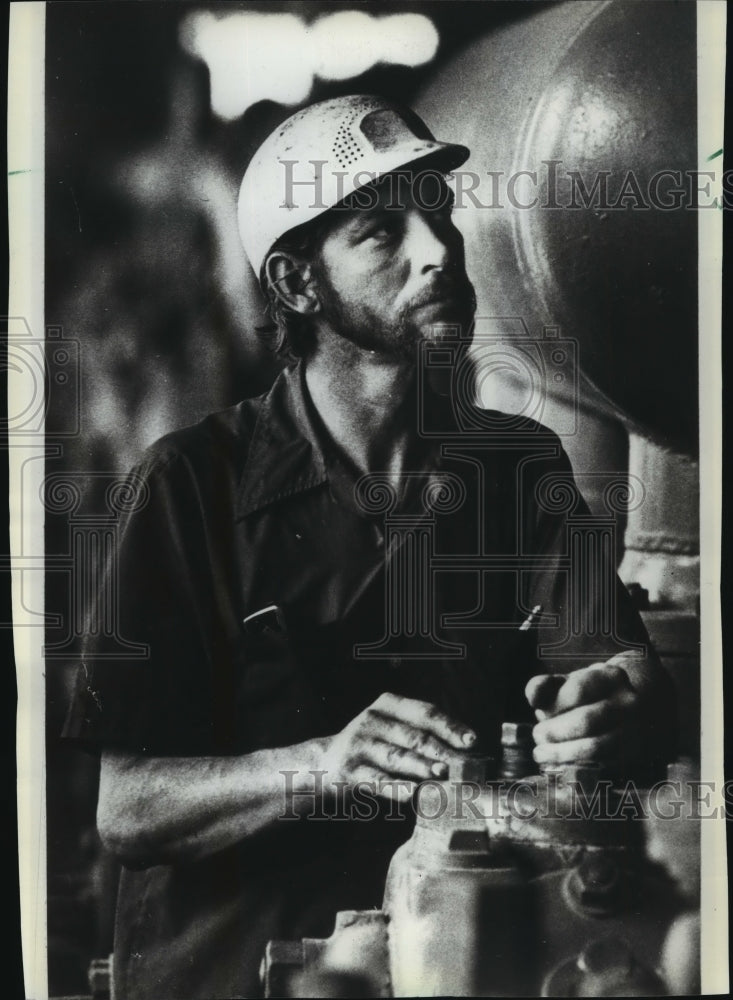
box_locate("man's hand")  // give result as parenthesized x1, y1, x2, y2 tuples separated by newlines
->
(525, 659, 644, 770)
(96, 694, 476, 866)
(321, 692, 477, 802)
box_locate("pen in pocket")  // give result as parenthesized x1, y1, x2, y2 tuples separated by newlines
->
(519, 604, 543, 631)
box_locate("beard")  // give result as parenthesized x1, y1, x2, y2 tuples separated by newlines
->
(313, 264, 477, 362)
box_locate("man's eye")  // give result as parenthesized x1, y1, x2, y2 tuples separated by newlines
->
(363, 219, 400, 244)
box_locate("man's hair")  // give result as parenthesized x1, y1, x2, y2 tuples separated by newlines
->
(256, 215, 331, 362)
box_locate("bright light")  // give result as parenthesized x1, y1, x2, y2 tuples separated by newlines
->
(310, 12, 439, 82)
(180, 12, 313, 120)
(180, 10, 439, 121)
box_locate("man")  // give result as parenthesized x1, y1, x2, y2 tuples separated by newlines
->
(64, 96, 674, 999)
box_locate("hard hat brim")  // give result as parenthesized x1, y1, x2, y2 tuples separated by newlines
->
(351, 140, 470, 192)
(264, 142, 471, 271)
(371, 139, 471, 178)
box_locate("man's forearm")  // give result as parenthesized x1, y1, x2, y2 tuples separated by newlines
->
(97, 691, 477, 868)
(97, 738, 332, 867)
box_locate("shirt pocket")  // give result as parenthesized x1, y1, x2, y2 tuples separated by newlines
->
(235, 629, 326, 749)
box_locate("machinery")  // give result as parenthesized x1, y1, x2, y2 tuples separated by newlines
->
(261, 730, 699, 998)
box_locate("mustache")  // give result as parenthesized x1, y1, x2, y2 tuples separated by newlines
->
(408, 271, 476, 312)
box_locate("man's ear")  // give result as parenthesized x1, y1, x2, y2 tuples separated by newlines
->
(264, 252, 320, 316)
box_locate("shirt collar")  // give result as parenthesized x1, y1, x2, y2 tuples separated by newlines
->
(235, 359, 460, 519)
(236, 362, 328, 519)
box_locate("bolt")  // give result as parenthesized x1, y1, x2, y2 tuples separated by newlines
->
(264, 940, 304, 968)
(568, 854, 621, 913)
(260, 940, 305, 993)
(577, 936, 633, 976)
(500, 721, 535, 779)
(579, 854, 619, 890)
(501, 721, 534, 747)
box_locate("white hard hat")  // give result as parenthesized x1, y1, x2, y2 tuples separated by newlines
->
(238, 94, 470, 277)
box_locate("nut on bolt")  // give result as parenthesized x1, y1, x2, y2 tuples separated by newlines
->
(573, 935, 667, 996)
(260, 940, 304, 988)
(500, 722, 536, 779)
(568, 853, 621, 914)
(578, 935, 633, 976)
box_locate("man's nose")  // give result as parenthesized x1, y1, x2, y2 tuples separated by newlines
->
(406, 211, 457, 273)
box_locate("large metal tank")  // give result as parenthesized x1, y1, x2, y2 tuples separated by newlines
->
(415, 0, 698, 455)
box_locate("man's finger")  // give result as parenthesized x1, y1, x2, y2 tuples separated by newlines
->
(371, 692, 475, 750)
(532, 731, 618, 766)
(532, 697, 632, 745)
(373, 717, 455, 766)
(350, 765, 417, 801)
(526, 674, 566, 716)
(552, 664, 631, 714)
(366, 738, 448, 781)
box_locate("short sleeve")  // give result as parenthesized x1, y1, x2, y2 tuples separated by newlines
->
(61, 444, 245, 756)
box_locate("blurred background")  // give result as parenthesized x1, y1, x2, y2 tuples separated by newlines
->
(43, 1, 700, 994)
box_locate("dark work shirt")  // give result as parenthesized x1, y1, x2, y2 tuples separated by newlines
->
(63, 361, 664, 999)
